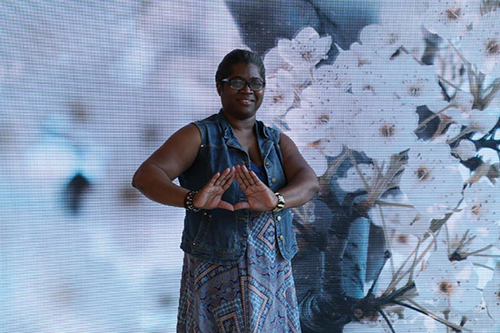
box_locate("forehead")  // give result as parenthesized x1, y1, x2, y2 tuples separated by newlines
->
(228, 63, 262, 79)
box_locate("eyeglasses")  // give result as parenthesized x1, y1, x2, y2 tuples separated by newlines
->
(221, 78, 265, 92)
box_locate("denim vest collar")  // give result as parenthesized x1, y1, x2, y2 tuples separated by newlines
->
(216, 109, 275, 165)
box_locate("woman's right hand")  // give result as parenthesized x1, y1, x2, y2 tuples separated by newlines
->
(192, 167, 236, 211)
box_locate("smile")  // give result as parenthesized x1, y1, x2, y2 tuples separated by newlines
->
(238, 99, 254, 105)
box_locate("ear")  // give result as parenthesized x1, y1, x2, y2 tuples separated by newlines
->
(216, 82, 222, 96)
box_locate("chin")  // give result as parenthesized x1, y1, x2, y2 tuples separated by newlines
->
(239, 109, 258, 119)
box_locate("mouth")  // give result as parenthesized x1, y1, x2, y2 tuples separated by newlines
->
(238, 99, 254, 105)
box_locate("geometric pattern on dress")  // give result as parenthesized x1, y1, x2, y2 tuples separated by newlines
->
(287, 317, 300, 333)
(248, 277, 272, 333)
(239, 276, 249, 331)
(177, 258, 195, 332)
(275, 266, 301, 331)
(248, 215, 277, 262)
(176, 211, 302, 333)
(275, 265, 293, 306)
(257, 217, 275, 250)
(212, 298, 245, 333)
(219, 312, 242, 333)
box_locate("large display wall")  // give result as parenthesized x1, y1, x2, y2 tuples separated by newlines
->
(1, 1, 500, 332)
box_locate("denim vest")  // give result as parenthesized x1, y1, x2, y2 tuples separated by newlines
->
(178, 110, 298, 265)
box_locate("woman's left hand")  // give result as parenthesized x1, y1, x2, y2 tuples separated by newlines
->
(234, 164, 278, 211)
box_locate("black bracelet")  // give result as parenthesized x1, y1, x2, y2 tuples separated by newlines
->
(184, 190, 200, 212)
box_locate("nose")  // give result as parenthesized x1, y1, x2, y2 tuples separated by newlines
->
(240, 83, 253, 93)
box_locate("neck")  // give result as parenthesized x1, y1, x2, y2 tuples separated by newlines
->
(222, 110, 255, 132)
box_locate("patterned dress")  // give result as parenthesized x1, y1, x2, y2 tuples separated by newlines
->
(177, 161, 301, 333)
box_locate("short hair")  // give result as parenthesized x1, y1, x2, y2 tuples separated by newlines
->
(215, 49, 266, 83)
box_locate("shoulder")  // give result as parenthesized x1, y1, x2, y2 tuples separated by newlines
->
(278, 132, 299, 152)
(193, 113, 219, 126)
(193, 113, 223, 132)
(190, 113, 224, 143)
(167, 123, 201, 145)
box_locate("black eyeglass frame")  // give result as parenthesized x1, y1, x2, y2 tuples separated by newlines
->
(220, 78, 266, 92)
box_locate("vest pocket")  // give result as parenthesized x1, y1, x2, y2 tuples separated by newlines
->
(192, 212, 212, 249)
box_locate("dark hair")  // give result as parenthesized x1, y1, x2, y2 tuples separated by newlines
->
(215, 49, 265, 83)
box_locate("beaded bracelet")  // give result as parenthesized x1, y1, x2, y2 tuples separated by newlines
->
(184, 190, 200, 212)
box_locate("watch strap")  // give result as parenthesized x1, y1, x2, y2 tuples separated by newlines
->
(272, 192, 285, 212)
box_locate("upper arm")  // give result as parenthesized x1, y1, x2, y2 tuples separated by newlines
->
(279, 132, 317, 182)
(138, 123, 202, 180)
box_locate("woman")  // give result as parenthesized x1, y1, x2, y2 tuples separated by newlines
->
(132, 49, 319, 332)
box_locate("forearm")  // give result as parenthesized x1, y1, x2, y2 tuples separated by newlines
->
(278, 172, 319, 209)
(132, 163, 189, 208)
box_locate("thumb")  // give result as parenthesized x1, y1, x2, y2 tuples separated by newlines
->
(234, 201, 250, 210)
(217, 200, 235, 211)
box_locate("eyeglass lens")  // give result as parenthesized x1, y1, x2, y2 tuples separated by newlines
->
(229, 79, 264, 91)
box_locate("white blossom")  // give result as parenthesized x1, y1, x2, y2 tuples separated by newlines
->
(414, 249, 482, 313)
(313, 62, 352, 94)
(286, 87, 353, 156)
(462, 180, 500, 246)
(348, 53, 447, 111)
(285, 86, 335, 141)
(368, 192, 428, 239)
(447, 90, 475, 117)
(349, 62, 389, 98)
(400, 141, 464, 220)
(459, 312, 500, 332)
(468, 109, 500, 134)
(278, 27, 332, 70)
(389, 229, 420, 259)
(444, 123, 463, 141)
(263, 47, 291, 77)
(483, 265, 500, 321)
(346, 96, 419, 163)
(386, 53, 448, 111)
(334, 42, 379, 69)
(359, 21, 423, 59)
(260, 69, 295, 125)
(440, 210, 495, 266)
(442, 300, 500, 331)
(421, 0, 480, 40)
(445, 91, 499, 134)
(374, 1, 429, 59)
(460, 11, 500, 77)
(451, 139, 476, 160)
(390, 314, 442, 332)
(286, 128, 328, 177)
(331, 43, 390, 96)
(464, 180, 500, 225)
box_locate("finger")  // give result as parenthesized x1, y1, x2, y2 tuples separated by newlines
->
(214, 168, 231, 186)
(249, 170, 263, 186)
(237, 165, 252, 188)
(240, 165, 255, 186)
(221, 168, 236, 190)
(207, 172, 221, 187)
(235, 164, 243, 176)
(235, 169, 247, 190)
(234, 201, 250, 210)
(217, 200, 234, 211)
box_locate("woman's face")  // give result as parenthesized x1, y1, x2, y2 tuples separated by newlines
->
(217, 62, 264, 120)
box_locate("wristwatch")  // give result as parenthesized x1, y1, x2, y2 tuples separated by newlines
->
(272, 192, 285, 212)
